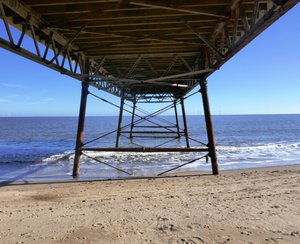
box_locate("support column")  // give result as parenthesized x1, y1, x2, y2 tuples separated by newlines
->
(180, 97, 190, 148)
(173, 100, 180, 138)
(73, 81, 89, 177)
(200, 80, 219, 175)
(116, 93, 125, 147)
(129, 97, 136, 138)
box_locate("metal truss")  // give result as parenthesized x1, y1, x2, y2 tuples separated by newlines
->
(135, 94, 175, 103)
(0, 0, 123, 98)
(182, 0, 299, 94)
(0, 0, 199, 101)
(0, 0, 297, 103)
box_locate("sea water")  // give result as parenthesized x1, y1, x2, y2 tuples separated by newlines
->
(0, 114, 299, 182)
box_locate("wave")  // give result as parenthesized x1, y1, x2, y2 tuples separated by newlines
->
(42, 151, 74, 162)
(218, 142, 300, 152)
(36, 141, 300, 176)
(42, 150, 198, 165)
(41, 142, 300, 162)
(1, 142, 299, 180)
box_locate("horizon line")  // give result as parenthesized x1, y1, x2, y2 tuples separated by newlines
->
(0, 113, 300, 118)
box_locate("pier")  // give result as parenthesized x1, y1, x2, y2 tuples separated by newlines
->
(0, 0, 298, 177)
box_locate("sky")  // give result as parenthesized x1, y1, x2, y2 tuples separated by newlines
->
(0, 4, 299, 117)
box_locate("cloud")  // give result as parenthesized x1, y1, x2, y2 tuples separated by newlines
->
(5, 94, 20, 98)
(0, 98, 9, 102)
(26, 97, 54, 105)
(0, 82, 27, 89)
(42, 98, 54, 102)
(0, 94, 21, 103)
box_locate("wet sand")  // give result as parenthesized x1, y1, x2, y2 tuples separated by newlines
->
(0, 165, 299, 243)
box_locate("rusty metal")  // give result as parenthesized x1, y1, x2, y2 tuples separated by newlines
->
(129, 98, 136, 138)
(174, 100, 181, 138)
(134, 125, 177, 129)
(180, 97, 190, 148)
(82, 99, 181, 147)
(116, 92, 125, 148)
(122, 131, 182, 134)
(73, 74, 89, 177)
(81, 148, 209, 153)
(200, 80, 219, 175)
(82, 152, 132, 176)
(157, 154, 209, 176)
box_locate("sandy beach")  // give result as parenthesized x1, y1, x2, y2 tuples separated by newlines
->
(0, 165, 299, 243)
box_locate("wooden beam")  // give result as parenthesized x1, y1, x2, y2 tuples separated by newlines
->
(90, 52, 199, 59)
(129, 1, 226, 18)
(141, 69, 213, 84)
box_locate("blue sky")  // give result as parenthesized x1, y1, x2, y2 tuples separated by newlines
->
(0, 4, 299, 116)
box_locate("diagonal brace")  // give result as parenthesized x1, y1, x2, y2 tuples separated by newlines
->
(183, 20, 224, 59)
(48, 24, 86, 64)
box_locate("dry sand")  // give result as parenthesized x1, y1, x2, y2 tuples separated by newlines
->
(0, 165, 299, 244)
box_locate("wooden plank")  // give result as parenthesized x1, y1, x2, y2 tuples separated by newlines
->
(140, 69, 213, 84)
(129, 1, 226, 18)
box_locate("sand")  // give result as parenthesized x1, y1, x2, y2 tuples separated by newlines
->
(0, 165, 299, 244)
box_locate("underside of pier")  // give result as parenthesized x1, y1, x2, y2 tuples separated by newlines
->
(0, 0, 298, 177)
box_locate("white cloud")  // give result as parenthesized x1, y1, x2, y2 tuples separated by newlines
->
(6, 94, 20, 98)
(26, 97, 54, 105)
(0, 82, 27, 89)
(0, 94, 20, 103)
(42, 98, 54, 102)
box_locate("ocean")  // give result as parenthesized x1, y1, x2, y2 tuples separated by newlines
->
(0, 114, 299, 182)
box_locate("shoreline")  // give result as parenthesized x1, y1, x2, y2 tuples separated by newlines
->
(0, 163, 299, 185)
(0, 164, 299, 243)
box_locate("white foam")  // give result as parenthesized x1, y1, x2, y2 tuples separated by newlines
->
(42, 150, 74, 162)
(217, 142, 300, 153)
(40, 141, 300, 175)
